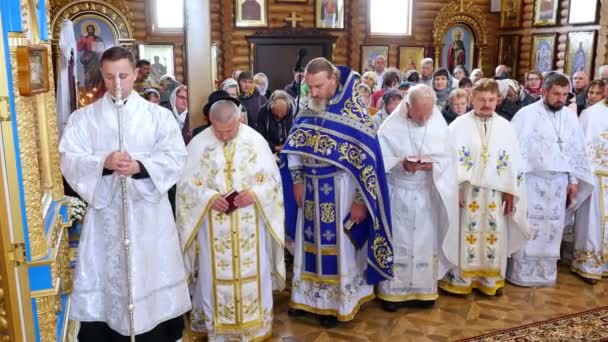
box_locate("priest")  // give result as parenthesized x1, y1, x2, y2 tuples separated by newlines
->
(509, 73, 593, 287)
(572, 99, 608, 284)
(177, 99, 286, 340)
(60, 46, 191, 341)
(439, 78, 529, 296)
(377, 84, 459, 311)
(281, 57, 394, 327)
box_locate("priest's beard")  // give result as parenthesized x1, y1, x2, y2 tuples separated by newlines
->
(308, 96, 329, 112)
(544, 100, 564, 112)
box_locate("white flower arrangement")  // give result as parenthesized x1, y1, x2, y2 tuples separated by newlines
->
(67, 196, 87, 223)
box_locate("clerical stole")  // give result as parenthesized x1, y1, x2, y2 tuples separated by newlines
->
(440, 112, 529, 295)
(301, 161, 341, 284)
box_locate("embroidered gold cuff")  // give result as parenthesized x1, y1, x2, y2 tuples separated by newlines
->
(291, 169, 304, 184)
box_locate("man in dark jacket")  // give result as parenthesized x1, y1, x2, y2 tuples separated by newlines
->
(256, 90, 294, 155)
(284, 71, 304, 98)
(238, 71, 267, 129)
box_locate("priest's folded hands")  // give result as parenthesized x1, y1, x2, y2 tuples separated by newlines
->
(103, 151, 140, 176)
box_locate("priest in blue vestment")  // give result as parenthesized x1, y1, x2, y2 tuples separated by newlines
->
(281, 57, 394, 327)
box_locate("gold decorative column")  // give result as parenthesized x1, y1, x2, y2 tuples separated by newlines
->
(0, 274, 8, 342)
(35, 295, 58, 342)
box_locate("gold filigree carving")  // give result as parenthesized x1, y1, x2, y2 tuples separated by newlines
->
(0, 273, 8, 341)
(45, 50, 64, 199)
(9, 47, 46, 260)
(432, 0, 488, 70)
(50, 0, 134, 43)
(59, 227, 72, 294)
(35, 295, 58, 342)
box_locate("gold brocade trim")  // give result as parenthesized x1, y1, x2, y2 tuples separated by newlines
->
(570, 266, 603, 280)
(376, 292, 438, 303)
(438, 279, 505, 296)
(300, 273, 340, 285)
(215, 275, 258, 285)
(303, 244, 338, 255)
(460, 269, 502, 278)
(182, 193, 222, 253)
(215, 318, 264, 334)
(251, 192, 286, 285)
(288, 293, 375, 322)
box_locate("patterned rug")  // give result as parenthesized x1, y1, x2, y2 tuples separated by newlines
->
(458, 306, 608, 341)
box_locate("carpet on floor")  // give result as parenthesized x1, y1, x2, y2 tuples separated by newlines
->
(457, 306, 608, 341)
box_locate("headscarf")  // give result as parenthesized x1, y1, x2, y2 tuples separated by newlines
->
(432, 68, 454, 109)
(221, 78, 240, 95)
(169, 85, 188, 129)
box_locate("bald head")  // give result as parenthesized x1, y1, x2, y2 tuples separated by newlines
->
(495, 65, 510, 78)
(374, 55, 386, 73)
(209, 100, 240, 124)
(573, 71, 589, 92)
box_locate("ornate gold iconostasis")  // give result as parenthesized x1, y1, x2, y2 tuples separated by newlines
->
(433, 0, 488, 75)
(0, 0, 132, 341)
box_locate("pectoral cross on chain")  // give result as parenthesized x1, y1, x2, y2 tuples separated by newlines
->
(557, 137, 564, 152)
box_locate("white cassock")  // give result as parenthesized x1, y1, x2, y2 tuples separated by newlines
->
(177, 124, 285, 341)
(60, 91, 191, 335)
(56, 19, 77, 137)
(509, 100, 593, 286)
(573, 101, 608, 279)
(376, 103, 459, 301)
(440, 112, 529, 295)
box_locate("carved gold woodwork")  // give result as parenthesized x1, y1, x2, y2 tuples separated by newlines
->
(432, 0, 489, 71)
(50, 0, 135, 44)
(0, 274, 7, 342)
(35, 294, 58, 342)
(8, 46, 47, 260)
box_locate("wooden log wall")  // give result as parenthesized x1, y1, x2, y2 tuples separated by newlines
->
(501, 0, 605, 81)
(210, 0, 501, 82)
(125, 0, 186, 83)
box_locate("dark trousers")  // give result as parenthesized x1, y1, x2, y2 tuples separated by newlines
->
(77, 315, 184, 342)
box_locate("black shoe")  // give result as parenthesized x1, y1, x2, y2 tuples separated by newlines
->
(288, 308, 305, 317)
(583, 277, 599, 285)
(404, 300, 435, 309)
(495, 288, 504, 296)
(381, 300, 398, 312)
(318, 315, 338, 328)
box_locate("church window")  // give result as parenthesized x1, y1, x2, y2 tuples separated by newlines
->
(150, 0, 184, 32)
(369, 0, 413, 36)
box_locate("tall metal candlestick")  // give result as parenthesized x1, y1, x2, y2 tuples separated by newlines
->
(115, 72, 136, 342)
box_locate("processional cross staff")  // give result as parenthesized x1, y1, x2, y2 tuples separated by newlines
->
(115, 72, 136, 342)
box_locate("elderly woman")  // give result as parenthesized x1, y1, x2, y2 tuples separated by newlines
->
(222, 78, 249, 123)
(256, 90, 295, 154)
(361, 71, 378, 92)
(470, 69, 483, 84)
(441, 88, 470, 124)
(372, 89, 404, 130)
(254, 72, 271, 98)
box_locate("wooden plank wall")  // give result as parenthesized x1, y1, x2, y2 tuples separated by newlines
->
(500, 0, 605, 80)
(125, 0, 186, 83)
(208, 0, 501, 82)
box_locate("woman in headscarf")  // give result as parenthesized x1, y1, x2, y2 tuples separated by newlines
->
(432, 67, 454, 109)
(254, 72, 271, 98)
(168, 84, 191, 144)
(142, 88, 161, 104)
(221, 78, 249, 123)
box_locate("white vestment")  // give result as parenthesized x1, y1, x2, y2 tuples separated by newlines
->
(56, 19, 77, 137)
(177, 124, 285, 341)
(440, 112, 529, 295)
(60, 91, 191, 335)
(287, 154, 374, 320)
(573, 101, 608, 279)
(509, 100, 593, 286)
(376, 103, 459, 301)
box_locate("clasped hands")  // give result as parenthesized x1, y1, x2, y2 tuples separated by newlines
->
(104, 151, 140, 176)
(211, 190, 254, 213)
